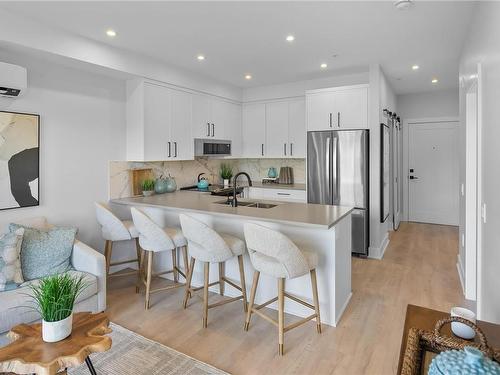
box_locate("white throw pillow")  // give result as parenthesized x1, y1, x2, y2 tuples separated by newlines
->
(0, 228, 24, 291)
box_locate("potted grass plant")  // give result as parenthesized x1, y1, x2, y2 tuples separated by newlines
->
(141, 178, 155, 197)
(220, 163, 233, 187)
(28, 273, 87, 342)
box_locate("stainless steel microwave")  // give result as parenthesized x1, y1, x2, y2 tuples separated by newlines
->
(194, 139, 232, 157)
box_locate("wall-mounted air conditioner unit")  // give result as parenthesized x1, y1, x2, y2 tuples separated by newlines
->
(0, 62, 27, 98)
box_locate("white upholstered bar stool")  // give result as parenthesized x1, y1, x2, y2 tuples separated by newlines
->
(131, 207, 189, 309)
(95, 202, 141, 279)
(243, 222, 321, 356)
(179, 213, 248, 328)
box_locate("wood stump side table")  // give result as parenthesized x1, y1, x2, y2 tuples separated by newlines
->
(0, 312, 112, 375)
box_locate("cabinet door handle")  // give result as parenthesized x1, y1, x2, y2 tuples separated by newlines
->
(167, 142, 171, 158)
(338, 112, 340, 127)
(284, 143, 287, 156)
(290, 143, 293, 156)
(329, 113, 332, 127)
(277, 192, 291, 196)
(207, 123, 210, 137)
(211, 123, 215, 137)
(261, 144, 264, 156)
(174, 141, 178, 157)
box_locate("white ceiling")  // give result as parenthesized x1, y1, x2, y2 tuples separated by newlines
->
(0, 1, 476, 94)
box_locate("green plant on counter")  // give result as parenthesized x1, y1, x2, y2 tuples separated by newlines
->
(220, 163, 233, 180)
(141, 178, 155, 191)
(27, 273, 87, 322)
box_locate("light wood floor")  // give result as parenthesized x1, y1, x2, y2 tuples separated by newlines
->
(106, 222, 465, 375)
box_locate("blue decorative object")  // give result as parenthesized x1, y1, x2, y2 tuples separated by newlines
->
(154, 178, 169, 194)
(429, 346, 500, 375)
(164, 176, 177, 193)
(197, 178, 209, 189)
(267, 167, 278, 178)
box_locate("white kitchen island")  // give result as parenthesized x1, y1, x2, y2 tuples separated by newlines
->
(111, 191, 353, 326)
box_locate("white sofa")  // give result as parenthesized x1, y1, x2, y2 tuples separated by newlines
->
(0, 217, 106, 336)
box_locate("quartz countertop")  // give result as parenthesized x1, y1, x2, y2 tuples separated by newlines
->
(111, 191, 352, 229)
(248, 182, 306, 190)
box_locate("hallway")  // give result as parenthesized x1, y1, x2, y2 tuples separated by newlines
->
(106, 222, 465, 374)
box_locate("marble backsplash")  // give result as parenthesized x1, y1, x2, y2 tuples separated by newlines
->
(109, 158, 305, 199)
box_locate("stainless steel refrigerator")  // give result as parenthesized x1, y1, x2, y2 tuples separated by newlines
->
(307, 130, 369, 256)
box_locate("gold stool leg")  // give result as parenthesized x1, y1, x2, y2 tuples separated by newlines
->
(182, 246, 189, 281)
(237, 255, 248, 313)
(218, 262, 225, 296)
(310, 269, 322, 334)
(183, 257, 195, 308)
(278, 278, 285, 356)
(145, 251, 153, 310)
(202, 262, 210, 328)
(135, 239, 142, 294)
(104, 240, 112, 276)
(135, 238, 142, 269)
(172, 248, 178, 283)
(244, 271, 260, 331)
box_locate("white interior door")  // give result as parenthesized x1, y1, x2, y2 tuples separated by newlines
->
(408, 121, 459, 225)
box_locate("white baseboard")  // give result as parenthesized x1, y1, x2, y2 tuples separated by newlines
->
(456, 254, 465, 296)
(368, 233, 390, 260)
(334, 292, 353, 327)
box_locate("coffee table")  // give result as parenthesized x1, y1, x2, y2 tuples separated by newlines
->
(0, 312, 112, 375)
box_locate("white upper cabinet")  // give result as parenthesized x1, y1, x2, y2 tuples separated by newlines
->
(242, 103, 266, 157)
(170, 89, 193, 160)
(224, 102, 242, 157)
(266, 101, 289, 158)
(192, 94, 212, 139)
(288, 99, 306, 158)
(210, 98, 226, 139)
(306, 84, 369, 131)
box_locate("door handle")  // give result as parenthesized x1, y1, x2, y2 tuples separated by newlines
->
(261, 143, 264, 156)
(207, 123, 210, 137)
(290, 143, 293, 156)
(337, 112, 340, 127)
(284, 143, 287, 156)
(329, 113, 332, 127)
(174, 141, 178, 157)
(409, 175, 419, 180)
(167, 142, 171, 158)
(277, 192, 291, 196)
(211, 123, 215, 137)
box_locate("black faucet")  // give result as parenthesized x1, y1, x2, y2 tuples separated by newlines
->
(197, 173, 206, 182)
(232, 172, 252, 207)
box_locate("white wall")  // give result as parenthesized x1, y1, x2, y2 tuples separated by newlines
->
(397, 89, 459, 120)
(459, 2, 500, 323)
(0, 50, 126, 254)
(368, 64, 396, 258)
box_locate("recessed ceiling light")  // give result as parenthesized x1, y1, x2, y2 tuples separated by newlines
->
(412, 65, 419, 70)
(286, 35, 295, 42)
(197, 55, 205, 61)
(106, 29, 116, 37)
(394, 0, 413, 10)
(431, 78, 438, 84)
(245, 74, 252, 80)
(320, 63, 328, 69)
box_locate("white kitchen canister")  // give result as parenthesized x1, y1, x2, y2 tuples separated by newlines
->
(451, 307, 476, 340)
(42, 313, 73, 342)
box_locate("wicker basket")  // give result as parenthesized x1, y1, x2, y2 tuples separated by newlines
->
(400, 316, 500, 375)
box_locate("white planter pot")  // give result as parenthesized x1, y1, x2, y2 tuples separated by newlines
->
(42, 313, 73, 343)
(223, 179, 229, 187)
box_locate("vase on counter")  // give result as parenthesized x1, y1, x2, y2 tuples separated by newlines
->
(154, 177, 169, 194)
(267, 167, 278, 178)
(164, 175, 177, 193)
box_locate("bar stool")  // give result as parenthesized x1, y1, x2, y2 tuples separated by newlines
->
(179, 213, 248, 328)
(95, 202, 141, 278)
(243, 222, 321, 356)
(131, 207, 189, 309)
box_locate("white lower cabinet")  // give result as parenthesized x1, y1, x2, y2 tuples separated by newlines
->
(244, 187, 306, 203)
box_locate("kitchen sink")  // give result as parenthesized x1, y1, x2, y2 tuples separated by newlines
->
(213, 200, 277, 209)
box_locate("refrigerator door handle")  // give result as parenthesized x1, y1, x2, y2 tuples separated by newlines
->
(326, 136, 331, 201)
(332, 135, 339, 205)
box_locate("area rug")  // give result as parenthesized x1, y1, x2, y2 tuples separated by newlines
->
(68, 323, 229, 375)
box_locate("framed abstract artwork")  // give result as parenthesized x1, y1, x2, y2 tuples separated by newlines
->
(0, 111, 40, 210)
